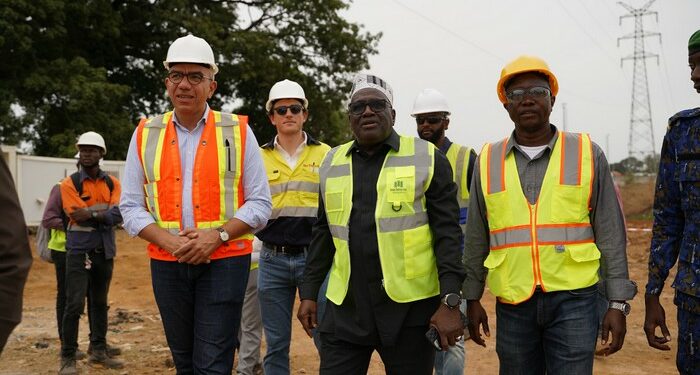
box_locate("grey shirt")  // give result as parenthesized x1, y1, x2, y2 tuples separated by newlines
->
(462, 126, 637, 302)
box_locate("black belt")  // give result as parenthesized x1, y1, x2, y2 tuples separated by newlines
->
(263, 242, 307, 256)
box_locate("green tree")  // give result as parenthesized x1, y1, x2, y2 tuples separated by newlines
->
(0, 0, 380, 159)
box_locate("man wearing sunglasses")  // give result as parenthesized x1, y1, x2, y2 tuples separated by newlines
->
(255, 79, 330, 375)
(463, 56, 636, 374)
(120, 35, 272, 374)
(298, 73, 465, 374)
(412, 88, 476, 375)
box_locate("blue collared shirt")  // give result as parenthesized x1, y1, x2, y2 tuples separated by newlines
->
(119, 105, 271, 236)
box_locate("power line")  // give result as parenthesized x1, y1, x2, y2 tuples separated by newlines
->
(388, 0, 504, 62)
(556, 0, 619, 66)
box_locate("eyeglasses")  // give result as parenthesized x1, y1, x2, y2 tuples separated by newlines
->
(506, 86, 551, 103)
(167, 71, 213, 85)
(415, 116, 446, 125)
(348, 99, 389, 115)
(272, 104, 304, 116)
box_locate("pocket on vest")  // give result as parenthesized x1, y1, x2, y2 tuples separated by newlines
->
(403, 225, 434, 279)
(484, 250, 509, 299)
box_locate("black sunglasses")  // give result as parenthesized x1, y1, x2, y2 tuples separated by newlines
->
(415, 116, 445, 125)
(272, 104, 304, 116)
(348, 99, 388, 115)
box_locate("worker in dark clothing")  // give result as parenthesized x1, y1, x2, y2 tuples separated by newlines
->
(298, 73, 465, 375)
(0, 156, 32, 355)
(644, 28, 700, 375)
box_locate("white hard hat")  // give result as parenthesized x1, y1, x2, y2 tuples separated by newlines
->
(163, 35, 218, 74)
(266, 79, 308, 112)
(76, 131, 106, 153)
(411, 88, 451, 116)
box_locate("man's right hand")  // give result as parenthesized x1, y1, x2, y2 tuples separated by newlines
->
(297, 299, 318, 338)
(643, 293, 671, 350)
(466, 299, 490, 347)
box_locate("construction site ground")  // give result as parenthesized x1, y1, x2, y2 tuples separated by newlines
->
(0, 179, 680, 374)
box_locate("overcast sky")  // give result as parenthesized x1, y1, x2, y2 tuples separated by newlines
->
(341, 0, 699, 163)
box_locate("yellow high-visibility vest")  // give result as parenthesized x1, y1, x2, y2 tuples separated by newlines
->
(320, 136, 439, 304)
(48, 229, 66, 252)
(445, 143, 472, 236)
(261, 141, 330, 220)
(480, 132, 601, 304)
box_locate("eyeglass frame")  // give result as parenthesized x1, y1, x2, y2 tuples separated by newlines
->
(166, 71, 214, 85)
(505, 86, 551, 104)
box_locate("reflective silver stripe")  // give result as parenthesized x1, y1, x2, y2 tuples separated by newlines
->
(216, 112, 239, 127)
(329, 224, 349, 241)
(269, 181, 320, 195)
(489, 227, 532, 248)
(319, 147, 340, 194)
(270, 206, 318, 219)
(67, 224, 96, 232)
(324, 163, 350, 179)
(143, 115, 165, 183)
(537, 225, 594, 243)
(378, 211, 429, 232)
(561, 132, 582, 186)
(487, 140, 506, 194)
(87, 203, 109, 211)
(219, 119, 236, 219)
(455, 145, 468, 206)
(144, 182, 158, 216)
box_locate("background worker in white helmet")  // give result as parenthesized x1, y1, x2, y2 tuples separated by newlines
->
(463, 56, 637, 374)
(412, 88, 476, 375)
(119, 35, 271, 374)
(256, 79, 330, 375)
(59, 131, 124, 374)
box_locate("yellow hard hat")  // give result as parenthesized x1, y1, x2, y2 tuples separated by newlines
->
(497, 55, 558, 104)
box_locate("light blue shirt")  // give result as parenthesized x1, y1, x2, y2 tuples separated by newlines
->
(120, 105, 272, 237)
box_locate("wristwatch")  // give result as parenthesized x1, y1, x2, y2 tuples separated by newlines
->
(216, 227, 230, 242)
(608, 301, 631, 316)
(441, 293, 462, 309)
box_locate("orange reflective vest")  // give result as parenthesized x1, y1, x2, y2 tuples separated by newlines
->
(480, 132, 601, 304)
(136, 110, 253, 261)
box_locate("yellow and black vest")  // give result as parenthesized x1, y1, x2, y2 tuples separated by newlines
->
(320, 136, 439, 304)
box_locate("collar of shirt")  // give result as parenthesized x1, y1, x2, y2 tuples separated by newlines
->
(273, 132, 308, 168)
(438, 136, 453, 154)
(172, 104, 210, 133)
(77, 167, 107, 182)
(506, 124, 559, 160)
(346, 129, 400, 156)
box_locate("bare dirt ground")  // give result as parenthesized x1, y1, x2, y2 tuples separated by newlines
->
(0, 181, 679, 374)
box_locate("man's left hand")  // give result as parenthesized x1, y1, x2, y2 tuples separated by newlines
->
(172, 228, 220, 264)
(68, 206, 92, 223)
(598, 308, 627, 356)
(429, 303, 464, 351)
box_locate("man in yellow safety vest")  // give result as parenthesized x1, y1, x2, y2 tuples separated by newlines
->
(298, 73, 465, 374)
(463, 56, 637, 374)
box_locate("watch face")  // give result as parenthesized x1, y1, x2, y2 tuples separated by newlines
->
(445, 293, 461, 308)
(218, 228, 229, 242)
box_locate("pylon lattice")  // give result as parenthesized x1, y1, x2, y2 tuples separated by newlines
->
(618, 0, 660, 160)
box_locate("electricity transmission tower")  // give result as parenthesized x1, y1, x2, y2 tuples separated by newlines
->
(617, 0, 660, 161)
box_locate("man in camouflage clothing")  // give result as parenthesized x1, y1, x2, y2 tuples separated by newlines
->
(644, 28, 700, 375)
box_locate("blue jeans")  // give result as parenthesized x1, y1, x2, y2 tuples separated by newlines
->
(496, 285, 598, 375)
(434, 300, 466, 375)
(257, 246, 306, 375)
(151, 256, 249, 375)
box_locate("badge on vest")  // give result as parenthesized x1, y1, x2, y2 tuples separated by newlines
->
(555, 244, 565, 253)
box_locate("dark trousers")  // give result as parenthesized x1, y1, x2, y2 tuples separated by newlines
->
(319, 326, 435, 375)
(151, 255, 249, 375)
(61, 250, 113, 358)
(52, 250, 97, 345)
